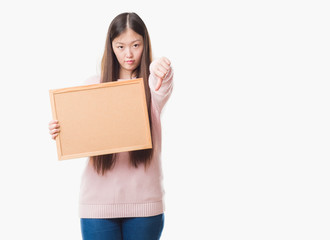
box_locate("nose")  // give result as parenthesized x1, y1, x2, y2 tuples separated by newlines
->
(125, 47, 133, 58)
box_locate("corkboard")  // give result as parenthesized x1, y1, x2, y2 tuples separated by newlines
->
(49, 78, 152, 160)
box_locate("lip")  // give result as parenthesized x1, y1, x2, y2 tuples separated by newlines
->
(125, 60, 135, 64)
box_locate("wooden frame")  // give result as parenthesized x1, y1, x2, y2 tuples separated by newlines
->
(49, 78, 152, 160)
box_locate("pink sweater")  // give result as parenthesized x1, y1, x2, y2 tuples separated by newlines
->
(79, 65, 173, 218)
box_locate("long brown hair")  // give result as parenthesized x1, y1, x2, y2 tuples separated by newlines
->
(91, 12, 154, 175)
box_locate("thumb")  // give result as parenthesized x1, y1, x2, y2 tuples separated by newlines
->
(155, 78, 163, 91)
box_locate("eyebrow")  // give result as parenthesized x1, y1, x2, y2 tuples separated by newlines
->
(114, 39, 142, 45)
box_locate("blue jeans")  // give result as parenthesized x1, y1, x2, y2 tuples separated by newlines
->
(80, 214, 164, 240)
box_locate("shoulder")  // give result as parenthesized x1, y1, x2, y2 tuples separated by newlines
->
(83, 75, 101, 85)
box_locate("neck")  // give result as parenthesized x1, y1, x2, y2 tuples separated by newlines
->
(119, 69, 136, 80)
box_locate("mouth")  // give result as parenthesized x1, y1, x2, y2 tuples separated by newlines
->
(125, 60, 135, 65)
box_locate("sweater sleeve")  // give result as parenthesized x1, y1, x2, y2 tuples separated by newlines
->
(148, 64, 174, 113)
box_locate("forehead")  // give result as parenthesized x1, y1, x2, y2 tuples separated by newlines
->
(113, 28, 143, 44)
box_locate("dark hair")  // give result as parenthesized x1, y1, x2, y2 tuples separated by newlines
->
(91, 12, 153, 175)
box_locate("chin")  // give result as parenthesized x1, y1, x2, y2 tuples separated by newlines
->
(125, 66, 138, 72)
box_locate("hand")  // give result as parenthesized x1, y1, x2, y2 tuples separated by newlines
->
(49, 120, 60, 140)
(150, 57, 171, 91)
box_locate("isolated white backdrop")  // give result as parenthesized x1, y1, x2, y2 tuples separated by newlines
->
(0, 0, 329, 239)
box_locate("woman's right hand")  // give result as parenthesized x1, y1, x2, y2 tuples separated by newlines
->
(49, 120, 60, 140)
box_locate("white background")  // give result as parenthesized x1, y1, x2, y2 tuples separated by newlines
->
(0, 0, 329, 239)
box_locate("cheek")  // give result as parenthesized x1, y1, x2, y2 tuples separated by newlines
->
(136, 48, 144, 61)
(113, 50, 124, 63)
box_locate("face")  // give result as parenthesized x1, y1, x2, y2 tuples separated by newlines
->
(112, 28, 144, 78)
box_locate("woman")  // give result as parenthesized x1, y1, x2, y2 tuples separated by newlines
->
(49, 12, 173, 240)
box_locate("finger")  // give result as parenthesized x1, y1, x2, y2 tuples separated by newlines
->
(49, 120, 59, 125)
(159, 58, 171, 70)
(159, 57, 171, 67)
(49, 123, 60, 131)
(154, 69, 167, 80)
(163, 57, 171, 66)
(156, 65, 168, 77)
(49, 128, 60, 135)
(49, 120, 59, 129)
(155, 78, 163, 91)
(52, 133, 58, 140)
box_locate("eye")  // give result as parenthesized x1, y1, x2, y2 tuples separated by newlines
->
(133, 44, 139, 48)
(117, 46, 124, 49)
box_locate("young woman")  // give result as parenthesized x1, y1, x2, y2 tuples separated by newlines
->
(48, 12, 173, 240)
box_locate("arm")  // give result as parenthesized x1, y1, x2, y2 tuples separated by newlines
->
(149, 57, 174, 112)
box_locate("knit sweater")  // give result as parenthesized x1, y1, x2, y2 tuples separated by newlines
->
(79, 64, 173, 218)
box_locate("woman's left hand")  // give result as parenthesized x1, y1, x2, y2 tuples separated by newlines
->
(150, 57, 171, 91)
